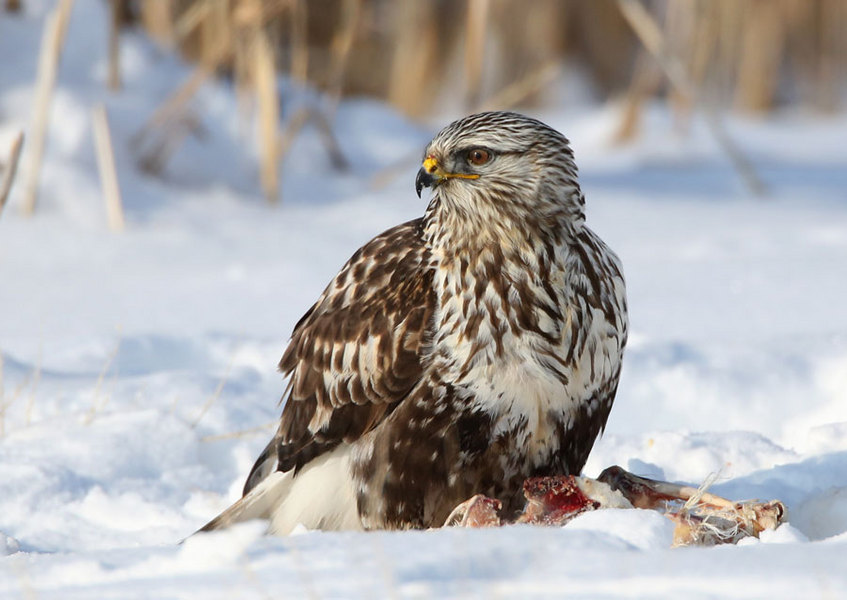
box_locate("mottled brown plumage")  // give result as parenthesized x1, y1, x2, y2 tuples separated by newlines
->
(200, 111, 627, 534)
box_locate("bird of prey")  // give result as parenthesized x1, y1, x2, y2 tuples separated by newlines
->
(200, 111, 627, 534)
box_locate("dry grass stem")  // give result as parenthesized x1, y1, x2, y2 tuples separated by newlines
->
(463, 0, 490, 109)
(617, 0, 690, 95)
(325, 0, 361, 118)
(122, 1, 841, 201)
(476, 61, 560, 114)
(133, 67, 210, 143)
(200, 420, 277, 442)
(0, 131, 24, 214)
(614, 53, 662, 143)
(137, 1, 844, 121)
(174, 0, 211, 43)
(311, 109, 348, 170)
(387, 0, 438, 117)
(616, 0, 767, 196)
(107, 0, 122, 90)
(92, 104, 126, 232)
(254, 27, 281, 203)
(0, 355, 5, 437)
(191, 350, 236, 428)
(24, 342, 43, 427)
(84, 336, 122, 424)
(734, 1, 785, 112)
(21, 0, 74, 216)
(277, 106, 309, 169)
(288, 0, 309, 83)
(131, 64, 215, 175)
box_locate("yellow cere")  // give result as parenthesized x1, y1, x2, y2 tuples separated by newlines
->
(422, 155, 479, 180)
(423, 156, 439, 174)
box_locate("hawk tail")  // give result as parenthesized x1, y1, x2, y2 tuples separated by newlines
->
(194, 445, 362, 536)
(196, 471, 292, 534)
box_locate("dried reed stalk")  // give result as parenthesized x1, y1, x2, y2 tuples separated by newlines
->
(92, 104, 126, 232)
(21, 0, 74, 216)
(84, 335, 121, 424)
(371, 58, 558, 189)
(174, 0, 211, 43)
(476, 61, 560, 113)
(140, 0, 176, 45)
(134, 64, 210, 142)
(200, 420, 277, 442)
(734, 0, 785, 112)
(814, 0, 845, 111)
(277, 106, 309, 171)
(387, 0, 438, 116)
(617, 0, 688, 94)
(614, 53, 662, 143)
(24, 342, 42, 426)
(233, 0, 289, 28)
(108, 0, 122, 90)
(617, 0, 766, 196)
(0, 132, 25, 214)
(662, 0, 696, 128)
(325, 0, 361, 118)
(254, 27, 281, 203)
(191, 349, 236, 428)
(289, 0, 309, 83)
(464, 0, 490, 109)
(131, 66, 211, 174)
(0, 355, 5, 437)
(139, 0, 845, 120)
(686, 1, 720, 100)
(200, 0, 233, 70)
(311, 109, 348, 170)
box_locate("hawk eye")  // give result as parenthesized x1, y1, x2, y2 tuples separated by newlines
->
(467, 148, 491, 166)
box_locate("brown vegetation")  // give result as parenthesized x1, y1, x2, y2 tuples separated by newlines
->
(5, 1, 844, 212)
(134, 0, 845, 116)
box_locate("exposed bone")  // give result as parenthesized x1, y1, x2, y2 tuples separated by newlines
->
(443, 494, 501, 528)
(597, 465, 736, 510)
(597, 465, 787, 546)
(443, 466, 787, 548)
(669, 499, 787, 547)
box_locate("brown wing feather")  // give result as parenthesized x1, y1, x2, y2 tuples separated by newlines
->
(243, 219, 434, 494)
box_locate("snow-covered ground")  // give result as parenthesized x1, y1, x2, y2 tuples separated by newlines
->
(2, 4, 847, 598)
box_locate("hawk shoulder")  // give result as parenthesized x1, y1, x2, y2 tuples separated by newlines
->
(243, 218, 435, 494)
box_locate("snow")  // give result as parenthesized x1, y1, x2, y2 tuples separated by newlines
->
(2, 4, 847, 598)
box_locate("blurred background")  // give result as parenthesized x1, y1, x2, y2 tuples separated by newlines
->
(4, 0, 846, 208)
(132, 0, 847, 116)
(2, 2, 847, 585)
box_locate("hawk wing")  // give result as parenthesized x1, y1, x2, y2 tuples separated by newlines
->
(242, 218, 435, 494)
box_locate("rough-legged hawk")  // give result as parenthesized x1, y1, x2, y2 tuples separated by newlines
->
(200, 111, 628, 534)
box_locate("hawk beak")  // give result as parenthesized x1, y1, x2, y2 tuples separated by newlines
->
(416, 155, 441, 198)
(415, 168, 437, 198)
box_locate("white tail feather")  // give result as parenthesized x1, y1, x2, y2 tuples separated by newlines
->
(198, 470, 293, 533)
(198, 445, 362, 536)
(268, 445, 362, 535)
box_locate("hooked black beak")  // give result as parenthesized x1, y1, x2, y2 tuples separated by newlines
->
(415, 167, 437, 198)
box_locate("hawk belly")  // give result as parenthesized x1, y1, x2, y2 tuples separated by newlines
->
(466, 360, 573, 468)
(351, 251, 622, 529)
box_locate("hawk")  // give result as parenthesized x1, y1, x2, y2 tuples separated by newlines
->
(200, 111, 627, 534)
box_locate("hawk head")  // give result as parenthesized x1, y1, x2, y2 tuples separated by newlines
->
(416, 112, 586, 238)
